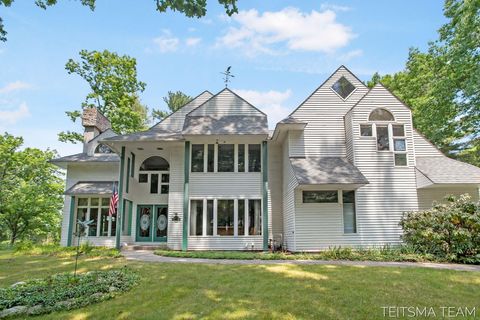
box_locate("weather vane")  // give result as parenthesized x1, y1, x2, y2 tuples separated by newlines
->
(220, 66, 235, 88)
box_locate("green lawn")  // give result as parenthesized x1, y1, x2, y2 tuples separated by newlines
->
(1, 249, 479, 320)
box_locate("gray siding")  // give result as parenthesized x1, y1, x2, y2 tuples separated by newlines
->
(282, 136, 297, 250)
(344, 110, 354, 163)
(413, 130, 443, 157)
(269, 144, 283, 237)
(418, 186, 479, 210)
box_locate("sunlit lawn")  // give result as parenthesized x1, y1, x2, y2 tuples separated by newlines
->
(1, 249, 479, 320)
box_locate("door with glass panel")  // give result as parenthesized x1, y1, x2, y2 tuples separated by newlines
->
(136, 205, 153, 242)
(153, 205, 168, 242)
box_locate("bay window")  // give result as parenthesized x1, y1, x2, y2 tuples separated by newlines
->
(76, 197, 115, 237)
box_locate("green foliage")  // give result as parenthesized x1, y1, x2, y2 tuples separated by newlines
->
(59, 50, 149, 143)
(152, 90, 192, 121)
(368, 0, 480, 166)
(0, 133, 64, 244)
(400, 194, 480, 263)
(13, 242, 121, 258)
(0, 267, 138, 316)
(0, 0, 237, 42)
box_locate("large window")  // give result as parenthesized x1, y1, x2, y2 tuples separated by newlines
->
(218, 144, 234, 172)
(139, 156, 169, 194)
(331, 76, 356, 99)
(303, 191, 338, 203)
(248, 144, 261, 172)
(189, 198, 261, 236)
(76, 197, 115, 237)
(342, 191, 356, 234)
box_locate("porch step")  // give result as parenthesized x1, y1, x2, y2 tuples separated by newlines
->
(122, 244, 168, 251)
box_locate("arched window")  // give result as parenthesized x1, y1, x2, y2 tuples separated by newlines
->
(95, 144, 113, 154)
(369, 108, 395, 121)
(140, 156, 169, 171)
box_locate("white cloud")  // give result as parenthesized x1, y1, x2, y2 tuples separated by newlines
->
(185, 37, 201, 46)
(320, 3, 352, 12)
(338, 49, 363, 61)
(0, 102, 30, 125)
(216, 7, 355, 56)
(152, 30, 180, 53)
(0, 81, 32, 94)
(233, 89, 292, 127)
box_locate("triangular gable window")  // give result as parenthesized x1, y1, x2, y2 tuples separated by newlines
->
(331, 76, 356, 99)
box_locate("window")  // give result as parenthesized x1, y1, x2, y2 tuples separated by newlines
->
(376, 125, 390, 151)
(206, 200, 214, 236)
(150, 174, 158, 194)
(190, 200, 203, 236)
(139, 174, 148, 183)
(248, 199, 262, 235)
(76, 197, 113, 237)
(395, 153, 407, 166)
(191, 144, 204, 172)
(392, 124, 405, 136)
(331, 76, 355, 99)
(140, 156, 169, 171)
(139, 156, 169, 193)
(392, 124, 407, 166)
(161, 174, 169, 194)
(369, 108, 395, 121)
(360, 124, 373, 136)
(95, 144, 113, 154)
(217, 200, 234, 235)
(218, 144, 234, 172)
(238, 199, 245, 236)
(303, 191, 338, 203)
(248, 144, 261, 172)
(207, 144, 215, 172)
(394, 139, 406, 152)
(238, 144, 245, 172)
(343, 191, 356, 233)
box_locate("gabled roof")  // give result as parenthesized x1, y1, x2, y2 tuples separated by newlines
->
(65, 181, 117, 195)
(416, 157, 480, 185)
(290, 157, 369, 185)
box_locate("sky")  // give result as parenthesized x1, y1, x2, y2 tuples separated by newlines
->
(0, 1, 447, 157)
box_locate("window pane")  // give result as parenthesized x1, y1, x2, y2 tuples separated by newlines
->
(217, 200, 234, 235)
(248, 144, 261, 172)
(331, 76, 355, 99)
(343, 191, 356, 233)
(206, 200, 214, 236)
(101, 198, 110, 206)
(369, 108, 394, 121)
(218, 144, 234, 172)
(248, 200, 262, 235)
(150, 174, 158, 194)
(207, 144, 215, 172)
(100, 208, 109, 236)
(360, 124, 372, 136)
(139, 173, 148, 183)
(76, 208, 88, 235)
(161, 174, 169, 183)
(191, 144, 204, 172)
(392, 125, 405, 136)
(303, 191, 338, 203)
(376, 125, 390, 151)
(110, 213, 116, 237)
(190, 200, 203, 236)
(88, 208, 98, 236)
(342, 191, 355, 204)
(238, 199, 245, 236)
(140, 156, 169, 171)
(161, 185, 169, 194)
(394, 139, 406, 151)
(238, 144, 245, 172)
(78, 198, 88, 206)
(395, 153, 407, 166)
(90, 198, 99, 206)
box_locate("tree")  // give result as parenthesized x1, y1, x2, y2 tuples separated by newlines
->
(153, 91, 192, 121)
(59, 50, 149, 143)
(0, 133, 64, 244)
(368, 0, 479, 166)
(0, 0, 238, 42)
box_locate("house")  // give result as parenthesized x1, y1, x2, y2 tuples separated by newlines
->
(52, 66, 480, 251)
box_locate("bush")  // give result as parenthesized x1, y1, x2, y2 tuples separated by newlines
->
(0, 267, 138, 317)
(400, 194, 480, 264)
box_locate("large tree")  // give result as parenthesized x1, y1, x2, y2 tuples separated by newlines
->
(368, 0, 479, 166)
(0, 0, 238, 42)
(0, 133, 64, 244)
(59, 50, 149, 143)
(152, 91, 192, 121)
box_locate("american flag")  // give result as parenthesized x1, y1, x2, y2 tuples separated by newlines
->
(109, 183, 118, 216)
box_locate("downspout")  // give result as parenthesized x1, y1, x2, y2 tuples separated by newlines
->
(182, 141, 190, 251)
(115, 146, 125, 250)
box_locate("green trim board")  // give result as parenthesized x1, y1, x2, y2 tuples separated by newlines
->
(67, 196, 76, 246)
(130, 152, 135, 177)
(127, 199, 133, 236)
(115, 146, 126, 249)
(262, 141, 269, 251)
(182, 141, 190, 251)
(126, 157, 130, 193)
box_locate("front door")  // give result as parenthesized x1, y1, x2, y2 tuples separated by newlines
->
(154, 205, 168, 242)
(136, 205, 168, 242)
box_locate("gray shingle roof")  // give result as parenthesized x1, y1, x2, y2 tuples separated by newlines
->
(183, 115, 269, 135)
(51, 153, 119, 163)
(416, 157, 480, 184)
(65, 181, 117, 195)
(101, 130, 183, 142)
(290, 157, 369, 185)
(279, 116, 306, 124)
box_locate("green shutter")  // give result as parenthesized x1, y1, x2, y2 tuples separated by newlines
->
(116, 146, 126, 249)
(67, 196, 76, 246)
(182, 141, 190, 251)
(262, 141, 269, 251)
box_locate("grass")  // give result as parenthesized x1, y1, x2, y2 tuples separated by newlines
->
(154, 246, 439, 263)
(1, 248, 479, 319)
(11, 242, 121, 258)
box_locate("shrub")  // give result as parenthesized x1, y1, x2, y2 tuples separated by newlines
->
(400, 194, 480, 264)
(0, 268, 138, 316)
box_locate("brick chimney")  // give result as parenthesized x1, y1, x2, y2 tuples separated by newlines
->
(81, 107, 111, 152)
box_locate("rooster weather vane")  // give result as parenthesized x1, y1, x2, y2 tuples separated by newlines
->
(221, 66, 235, 88)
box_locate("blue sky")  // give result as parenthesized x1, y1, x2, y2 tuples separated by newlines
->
(0, 1, 446, 156)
